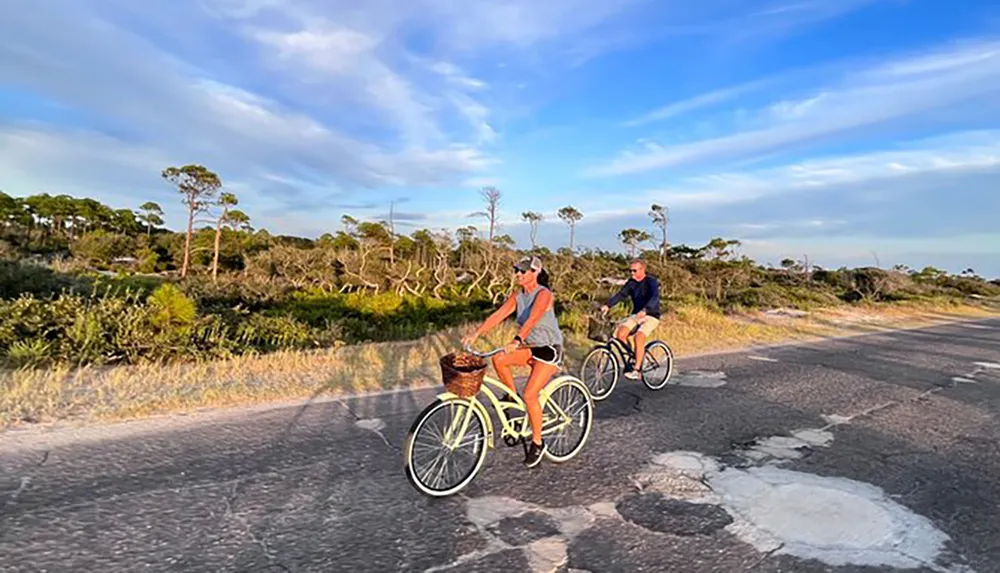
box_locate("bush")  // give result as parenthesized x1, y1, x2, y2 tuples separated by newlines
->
(71, 230, 136, 267)
(0, 285, 317, 367)
(1, 243, 996, 369)
(272, 291, 493, 344)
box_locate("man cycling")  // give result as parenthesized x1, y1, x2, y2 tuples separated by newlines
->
(462, 255, 564, 469)
(600, 259, 661, 380)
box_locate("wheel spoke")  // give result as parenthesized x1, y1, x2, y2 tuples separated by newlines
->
(641, 343, 673, 389)
(541, 382, 591, 459)
(407, 400, 487, 495)
(582, 349, 617, 398)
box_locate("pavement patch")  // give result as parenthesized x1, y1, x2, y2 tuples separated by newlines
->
(670, 370, 728, 388)
(615, 492, 733, 536)
(4, 476, 31, 504)
(430, 495, 600, 572)
(487, 511, 562, 546)
(354, 418, 395, 449)
(734, 429, 834, 463)
(622, 405, 977, 573)
(821, 414, 852, 426)
(631, 445, 971, 572)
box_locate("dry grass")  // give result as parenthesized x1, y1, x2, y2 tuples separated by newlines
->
(2, 299, 997, 430)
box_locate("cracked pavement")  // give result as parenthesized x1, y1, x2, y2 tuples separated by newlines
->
(2, 318, 999, 572)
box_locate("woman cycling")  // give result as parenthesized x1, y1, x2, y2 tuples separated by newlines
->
(462, 255, 564, 468)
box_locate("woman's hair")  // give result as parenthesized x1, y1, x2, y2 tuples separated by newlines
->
(536, 268, 551, 288)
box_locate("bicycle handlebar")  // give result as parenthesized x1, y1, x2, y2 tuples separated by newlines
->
(463, 344, 506, 358)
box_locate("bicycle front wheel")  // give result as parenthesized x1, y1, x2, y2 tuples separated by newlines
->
(641, 340, 674, 390)
(541, 378, 594, 463)
(404, 398, 488, 497)
(579, 345, 619, 401)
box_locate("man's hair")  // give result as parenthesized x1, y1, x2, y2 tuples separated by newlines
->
(630, 259, 647, 269)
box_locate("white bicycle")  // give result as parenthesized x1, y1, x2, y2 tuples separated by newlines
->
(404, 344, 595, 497)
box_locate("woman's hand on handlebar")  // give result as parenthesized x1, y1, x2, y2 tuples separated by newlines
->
(503, 339, 521, 355)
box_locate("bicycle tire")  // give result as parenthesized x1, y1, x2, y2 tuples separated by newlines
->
(579, 345, 620, 401)
(541, 378, 594, 463)
(640, 340, 674, 391)
(404, 398, 488, 497)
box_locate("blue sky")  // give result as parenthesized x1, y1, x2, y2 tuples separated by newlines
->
(1, 0, 999, 275)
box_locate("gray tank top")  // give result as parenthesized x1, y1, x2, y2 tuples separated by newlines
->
(515, 286, 564, 347)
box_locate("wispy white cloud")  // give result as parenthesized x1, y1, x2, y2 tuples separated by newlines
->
(0, 125, 176, 207)
(622, 80, 773, 127)
(644, 0, 885, 43)
(589, 38, 1000, 177)
(575, 129, 1000, 222)
(742, 233, 1000, 260)
(0, 0, 990, 260)
(747, 0, 885, 29)
(0, 0, 511, 224)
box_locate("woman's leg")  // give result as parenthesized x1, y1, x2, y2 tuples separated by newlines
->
(523, 359, 559, 445)
(491, 347, 532, 395)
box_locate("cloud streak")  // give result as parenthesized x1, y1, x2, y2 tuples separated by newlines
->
(574, 129, 1000, 222)
(0, 1, 499, 195)
(589, 38, 1000, 177)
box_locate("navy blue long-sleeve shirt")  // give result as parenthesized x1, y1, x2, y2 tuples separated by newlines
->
(607, 275, 661, 318)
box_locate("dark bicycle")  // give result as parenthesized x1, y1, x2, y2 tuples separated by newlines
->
(578, 312, 674, 401)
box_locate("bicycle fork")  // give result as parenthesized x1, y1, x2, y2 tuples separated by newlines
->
(442, 399, 478, 451)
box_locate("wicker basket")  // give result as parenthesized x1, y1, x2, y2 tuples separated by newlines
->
(440, 352, 487, 398)
(587, 315, 614, 342)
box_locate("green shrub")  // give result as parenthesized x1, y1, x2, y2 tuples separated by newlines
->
(70, 230, 136, 267)
(0, 260, 84, 299)
(148, 283, 196, 330)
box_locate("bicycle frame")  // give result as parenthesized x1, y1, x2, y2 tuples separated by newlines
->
(595, 320, 641, 368)
(606, 336, 635, 361)
(437, 374, 581, 451)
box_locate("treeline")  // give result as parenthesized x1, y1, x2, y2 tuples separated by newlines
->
(1, 164, 998, 368)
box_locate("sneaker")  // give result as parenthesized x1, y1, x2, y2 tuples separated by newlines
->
(524, 440, 546, 468)
(624, 370, 641, 380)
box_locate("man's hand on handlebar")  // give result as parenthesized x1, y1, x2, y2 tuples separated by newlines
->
(599, 305, 609, 315)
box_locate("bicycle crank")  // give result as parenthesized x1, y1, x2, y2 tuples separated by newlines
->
(505, 417, 527, 447)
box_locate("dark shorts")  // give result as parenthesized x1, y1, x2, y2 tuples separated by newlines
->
(529, 345, 563, 366)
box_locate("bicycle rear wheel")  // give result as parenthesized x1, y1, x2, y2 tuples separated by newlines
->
(541, 378, 594, 463)
(641, 340, 674, 390)
(579, 345, 619, 401)
(404, 398, 488, 497)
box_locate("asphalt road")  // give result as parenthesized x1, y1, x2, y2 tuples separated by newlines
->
(2, 318, 1000, 573)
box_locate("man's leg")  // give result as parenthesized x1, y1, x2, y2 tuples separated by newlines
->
(614, 324, 630, 342)
(616, 316, 637, 345)
(628, 317, 660, 379)
(632, 331, 646, 375)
